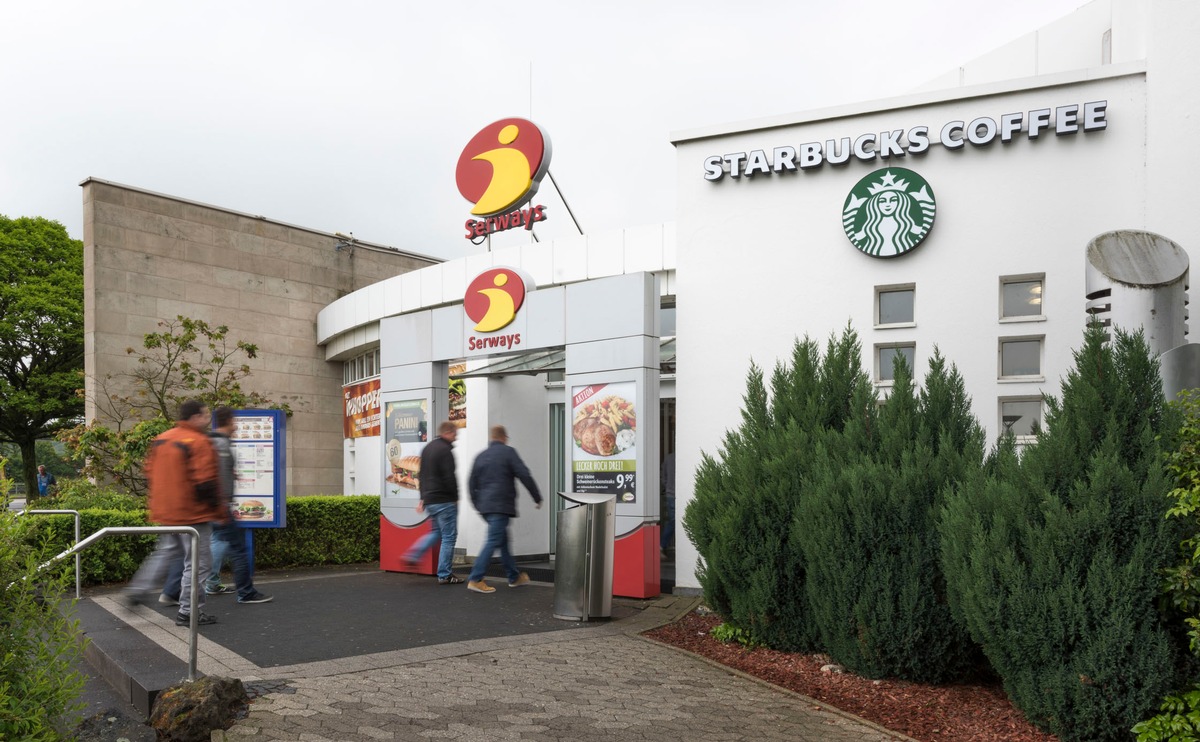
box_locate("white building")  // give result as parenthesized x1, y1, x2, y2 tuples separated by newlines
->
(318, 0, 1197, 594)
(669, 0, 1198, 590)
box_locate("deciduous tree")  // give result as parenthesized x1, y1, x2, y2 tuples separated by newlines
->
(0, 215, 84, 500)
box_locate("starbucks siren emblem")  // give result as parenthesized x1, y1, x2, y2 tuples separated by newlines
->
(842, 167, 936, 258)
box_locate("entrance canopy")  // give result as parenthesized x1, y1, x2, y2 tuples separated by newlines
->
(452, 337, 677, 379)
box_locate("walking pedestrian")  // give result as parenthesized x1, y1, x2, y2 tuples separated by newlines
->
(123, 400, 223, 626)
(161, 407, 273, 606)
(403, 421, 464, 584)
(466, 425, 542, 594)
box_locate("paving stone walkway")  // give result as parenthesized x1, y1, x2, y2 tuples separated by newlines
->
(89, 568, 910, 741)
(223, 633, 905, 741)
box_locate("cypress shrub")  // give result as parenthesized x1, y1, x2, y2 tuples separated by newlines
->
(800, 350, 982, 682)
(940, 326, 1180, 741)
(684, 328, 869, 651)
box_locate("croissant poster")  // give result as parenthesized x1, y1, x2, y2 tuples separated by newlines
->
(570, 381, 638, 502)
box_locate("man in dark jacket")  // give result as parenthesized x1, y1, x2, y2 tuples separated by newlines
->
(404, 421, 463, 584)
(466, 425, 542, 593)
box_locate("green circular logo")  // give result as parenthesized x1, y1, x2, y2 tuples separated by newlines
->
(842, 167, 936, 258)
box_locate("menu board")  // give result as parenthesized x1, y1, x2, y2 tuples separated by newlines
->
(570, 381, 638, 502)
(230, 411, 284, 526)
(383, 399, 428, 498)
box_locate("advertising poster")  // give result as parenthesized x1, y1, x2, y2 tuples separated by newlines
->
(231, 413, 277, 523)
(343, 378, 381, 438)
(570, 381, 638, 502)
(384, 399, 428, 498)
(449, 364, 467, 429)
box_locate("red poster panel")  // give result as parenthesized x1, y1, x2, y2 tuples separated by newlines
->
(343, 379, 381, 439)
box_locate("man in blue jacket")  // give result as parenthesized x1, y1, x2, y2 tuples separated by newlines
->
(466, 425, 542, 593)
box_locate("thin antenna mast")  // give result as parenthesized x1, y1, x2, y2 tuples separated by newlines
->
(547, 171, 584, 236)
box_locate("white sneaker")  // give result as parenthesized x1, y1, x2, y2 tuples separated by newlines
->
(158, 594, 179, 606)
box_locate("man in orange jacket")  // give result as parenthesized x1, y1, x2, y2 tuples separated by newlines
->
(124, 399, 225, 626)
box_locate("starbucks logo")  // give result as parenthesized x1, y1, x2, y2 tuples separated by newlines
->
(842, 167, 936, 258)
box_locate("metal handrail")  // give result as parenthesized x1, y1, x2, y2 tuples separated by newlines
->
(39, 526, 202, 681)
(17, 509, 81, 598)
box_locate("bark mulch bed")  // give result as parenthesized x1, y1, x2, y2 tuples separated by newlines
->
(643, 608, 1057, 742)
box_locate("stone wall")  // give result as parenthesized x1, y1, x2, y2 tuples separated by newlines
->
(81, 179, 438, 496)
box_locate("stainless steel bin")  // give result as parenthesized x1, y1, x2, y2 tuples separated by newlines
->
(553, 491, 615, 621)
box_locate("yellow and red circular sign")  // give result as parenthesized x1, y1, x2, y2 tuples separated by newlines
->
(456, 118, 551, 217)
(464, 268, 529, 332)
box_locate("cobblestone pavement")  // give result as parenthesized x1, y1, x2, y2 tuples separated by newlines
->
(92, 574, 909, 742)
(222, 633, 905, 741)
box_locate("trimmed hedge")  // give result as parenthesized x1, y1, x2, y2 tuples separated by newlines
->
(15, 509, 158, 586)
(253, 495, 380, 569)
(16, 494, 382, 585)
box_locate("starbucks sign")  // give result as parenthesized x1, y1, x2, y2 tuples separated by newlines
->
(842, 168, 936, 258)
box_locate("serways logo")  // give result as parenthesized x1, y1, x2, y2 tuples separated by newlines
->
(456, 118, 552, 241)
(464, 267, 533, 334)
(842, 167, 936, 258)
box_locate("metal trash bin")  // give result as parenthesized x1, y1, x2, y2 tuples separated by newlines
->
(553, 491, 615, 621)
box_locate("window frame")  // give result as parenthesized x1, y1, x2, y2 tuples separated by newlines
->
(999, 273, 1046, 323)
(875, 342, 916, 384)
(874, 283, 916, 329)
(343, 347, 383, 385)
(999, 396, 1043, 441)
(998, 335, 1045, 381)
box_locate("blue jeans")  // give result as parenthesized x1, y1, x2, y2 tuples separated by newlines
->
(661, 497, 676, 550)
(205, 528, 231, 591)
(404, 503, 458, 580)
(468, 513, 519, 583)
(165, 523, 256, 601)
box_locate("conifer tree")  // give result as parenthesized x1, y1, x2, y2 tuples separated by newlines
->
(684, 328, 867, 650)
(800, 350, 982, 681)
(940, 326, 1180, 741)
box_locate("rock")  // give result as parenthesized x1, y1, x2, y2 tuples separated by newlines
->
(820, 663, 845, 674)
(149, 676, 248, 742)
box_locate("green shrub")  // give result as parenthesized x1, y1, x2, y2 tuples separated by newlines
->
(38, 478, 146, 512)
(684, 329, 871, 652)
(0, 478, 86, 740)
(710, 622, 761, 648)
(940, 326, 1180, 741)
(17, 509, 157, 586)
(1133, 686, 1200, 741)
(800, 350, 982, 682)
(253, 495, 380, 568)
(14, 494, 381, 586)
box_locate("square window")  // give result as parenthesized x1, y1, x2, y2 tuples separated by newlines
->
(1000, 338, 1042, 377)
(878, 344, 915, 382)
(1001, 277, 1044, 319)
(1000, 398, 1042, 437)
(876, 286, 915, 326)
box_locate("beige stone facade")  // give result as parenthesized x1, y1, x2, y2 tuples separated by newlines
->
(81, 178, 438, 496)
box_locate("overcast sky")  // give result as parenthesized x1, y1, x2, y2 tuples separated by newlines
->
(1, 1, 1087, 262)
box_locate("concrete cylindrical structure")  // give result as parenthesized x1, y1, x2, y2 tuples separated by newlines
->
(1085, 230, 1189, 356)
